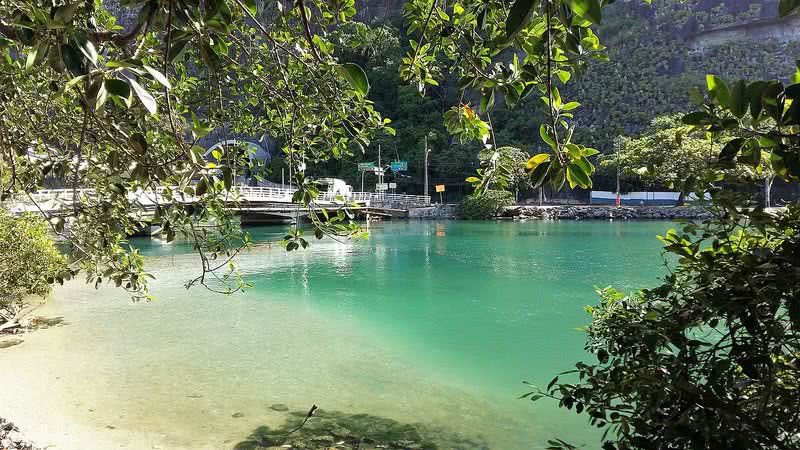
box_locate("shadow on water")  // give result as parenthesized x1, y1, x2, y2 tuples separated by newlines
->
(233, 408, 491, 450)
(29, 316, 67, 331)
(0, 338, 24, 349)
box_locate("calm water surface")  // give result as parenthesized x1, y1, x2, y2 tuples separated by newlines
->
(0, 220, 672, 449)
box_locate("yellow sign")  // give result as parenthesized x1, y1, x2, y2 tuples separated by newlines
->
(435, 184, 445, 193)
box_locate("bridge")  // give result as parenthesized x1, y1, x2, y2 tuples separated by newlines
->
(11, 186, 431, 226)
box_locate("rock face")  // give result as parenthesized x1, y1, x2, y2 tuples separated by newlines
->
(408, 204, 459, 220)
(0, 418, 38, 450)
(502, 205, 712, 221)
(355, 0, 405, 21)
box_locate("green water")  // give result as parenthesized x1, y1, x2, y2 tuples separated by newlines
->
(0, 220, 671, 449)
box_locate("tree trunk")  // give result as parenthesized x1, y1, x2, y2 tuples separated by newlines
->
(675, 191, 685, 207)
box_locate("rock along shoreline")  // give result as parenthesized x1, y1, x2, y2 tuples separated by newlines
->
(502, 205, 713, 221)
(408, 204, 712, 221)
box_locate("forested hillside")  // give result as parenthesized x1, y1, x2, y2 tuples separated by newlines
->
(101, 0, 800, 193)
(317, 0, 800, 193)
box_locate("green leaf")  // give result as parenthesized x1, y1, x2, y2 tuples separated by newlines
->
(688, 86, 705, 105)
(25, 41, 47, 69)
(222, 167, 233, 191)
(706, 75, 730, 108)
(505, 0, 539, 40)
(530, 160, 554, 188)
(761, 81, 784, 121)
(191, 112, 214, 138)
(562, 101, 580, 111)
(718, 138, 743, 164)
(682, 111, 713, 126)
(243, 0, 257, 15)
(729, 80, 747, 118)
(336, 63, 369, 96)
(566, 163, 591, 189)
(539, 124, 556, 148)
(128, 77, 157, 114)
(748, 81, 767, 119)
(779, 0, 800, 16)
(143, 65, 171, 89)
(54, 3, 79, 24)
(565, 0, 602, 24)
(480, 89, 496, 113)
(64, 74, 86, 90)
(104, 78, 131, 100)
(78, 39, 98, 65)
(526, 153, 551, 171)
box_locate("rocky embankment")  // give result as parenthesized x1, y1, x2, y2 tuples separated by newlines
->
(503, 205, 712, 220)
(0, 419, 37, 450)
(408, 204, 459, 220)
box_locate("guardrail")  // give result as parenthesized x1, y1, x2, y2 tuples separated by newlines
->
(352, 192, 431, 205)
(17, 187, 431, 210)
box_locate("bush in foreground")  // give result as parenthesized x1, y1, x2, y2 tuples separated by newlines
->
(0, 209, 67, 332)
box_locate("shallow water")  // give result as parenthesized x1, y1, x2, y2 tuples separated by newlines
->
(0, 220, 672, 449)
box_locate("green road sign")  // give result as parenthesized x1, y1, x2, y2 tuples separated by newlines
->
(358, 162, 376, 171)
(390, 161, 408, 171)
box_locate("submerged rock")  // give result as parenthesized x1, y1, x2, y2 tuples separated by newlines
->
(0, 418, 38, 450)
(232, 412, 245, 418)
(269, 403, 289, 412)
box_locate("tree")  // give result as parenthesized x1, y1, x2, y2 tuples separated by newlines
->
(402, 0, 611, 194)
(474, 146, 531, 201)
(0, 0, 390, 298)
(604, 114, 774, 205)
(1, 0, 618, 298)
(0, 209, 67, 333)
(525, 56, 800, 450)
(604, 115, 716, 204)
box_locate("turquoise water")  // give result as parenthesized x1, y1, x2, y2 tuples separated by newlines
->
(0, 220, 672, 449)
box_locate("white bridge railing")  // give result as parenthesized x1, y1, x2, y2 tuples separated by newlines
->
(16, 186, 430, 213)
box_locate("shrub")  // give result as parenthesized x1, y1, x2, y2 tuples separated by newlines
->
(459, 190, 514, 220)
(0, 209, 67, 331)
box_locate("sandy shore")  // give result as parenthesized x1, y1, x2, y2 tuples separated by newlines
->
(0, 274, 535, 450)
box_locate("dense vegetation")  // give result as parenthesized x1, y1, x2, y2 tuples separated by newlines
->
(459, 189, 514, 219)
(2, 0, 800, 449)
(314, 0, 800, 194)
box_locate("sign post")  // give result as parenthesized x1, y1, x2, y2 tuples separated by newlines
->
(435, 184, 445, 204)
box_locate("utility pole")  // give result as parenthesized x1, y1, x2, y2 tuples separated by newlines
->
(423, 135, 429, 201)
(765, 175, 773, 208)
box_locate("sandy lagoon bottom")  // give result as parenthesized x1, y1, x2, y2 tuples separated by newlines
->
(0, 221, 670, 449)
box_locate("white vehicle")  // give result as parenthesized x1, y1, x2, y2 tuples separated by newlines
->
(317, 178, 353, 200)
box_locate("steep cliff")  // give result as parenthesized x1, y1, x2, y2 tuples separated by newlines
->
(355, 0, 405, 22)
(565, 0, 800, 151)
